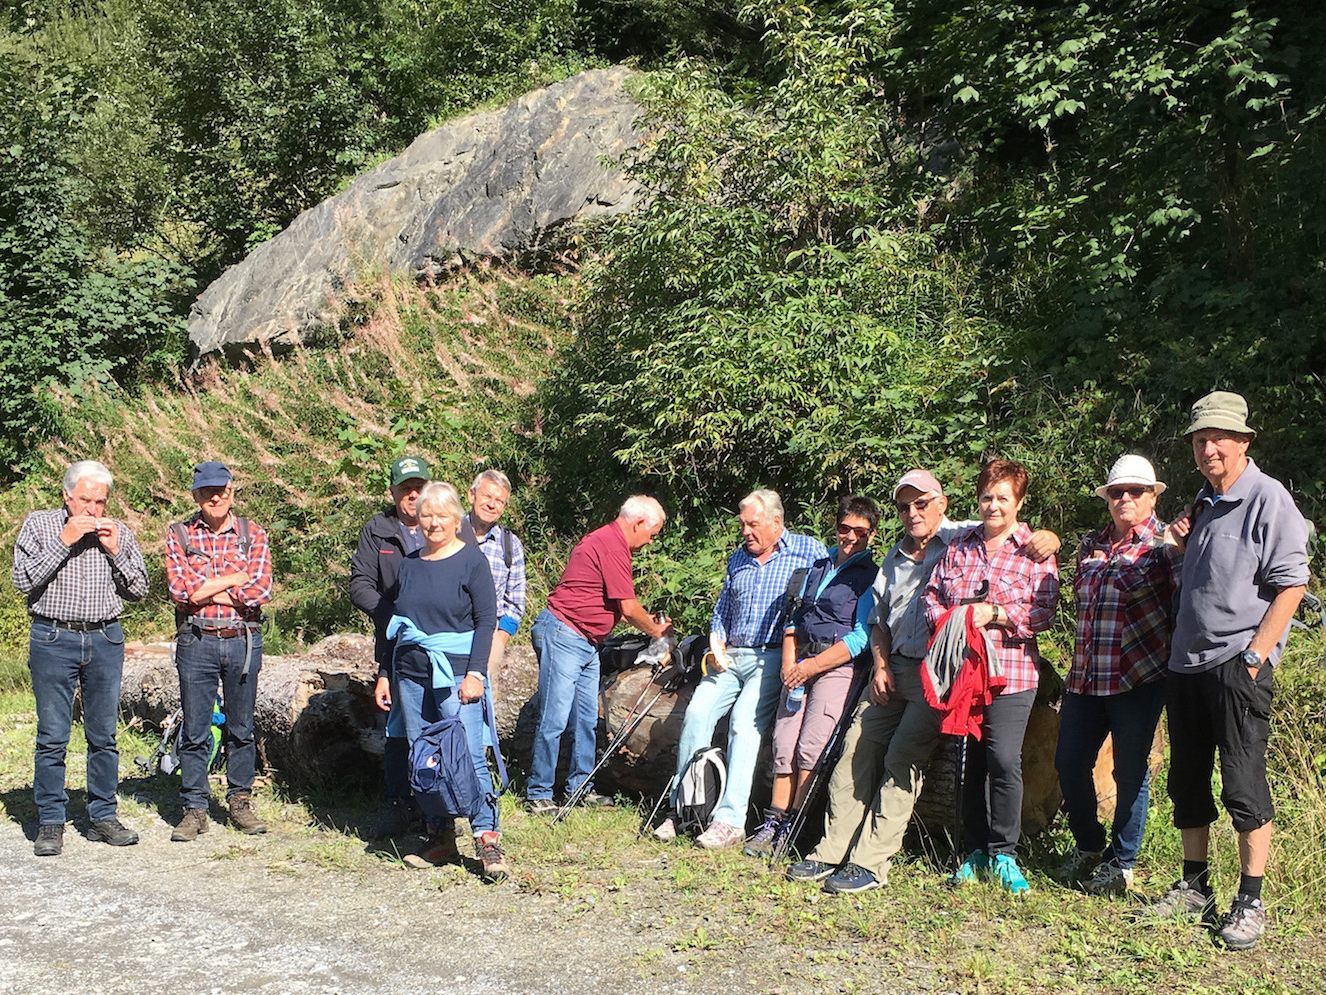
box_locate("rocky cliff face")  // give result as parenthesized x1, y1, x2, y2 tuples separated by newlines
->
(187, 67, 642, 364)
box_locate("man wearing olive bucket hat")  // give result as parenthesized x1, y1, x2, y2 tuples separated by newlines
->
(1147, 391, 1309, 951)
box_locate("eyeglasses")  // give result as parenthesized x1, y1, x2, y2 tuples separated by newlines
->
(836, 523, 873, 540)
(895, 496, 935, 514)
(1106, 485, 1150, 500)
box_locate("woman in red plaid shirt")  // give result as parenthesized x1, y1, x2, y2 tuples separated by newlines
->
(924, 458, 1059, 894)
(1052, 455, 1180, 897)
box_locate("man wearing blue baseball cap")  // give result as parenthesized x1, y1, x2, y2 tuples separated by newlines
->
(165, 461, 274, 841)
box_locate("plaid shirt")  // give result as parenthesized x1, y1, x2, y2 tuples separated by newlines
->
(711, 530, 829, 649)
(1069, 515, 1177, 695)
(12, 508, 149, 622)
(924, 523, 1060, 694)
(471, 518, 527, 635)
(164, 513, 274, 623)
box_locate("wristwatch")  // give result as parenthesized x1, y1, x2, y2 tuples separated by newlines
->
(1240, 648, 1262, 670)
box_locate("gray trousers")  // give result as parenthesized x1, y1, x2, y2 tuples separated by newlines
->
(808, 655, 941, 883)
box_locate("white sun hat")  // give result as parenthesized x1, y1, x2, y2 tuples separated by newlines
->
(1094, 454, 1167, 500)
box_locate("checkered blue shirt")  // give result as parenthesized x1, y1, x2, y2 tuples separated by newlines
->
(710, 530, 828, 648)
(471, 519, 527, 635)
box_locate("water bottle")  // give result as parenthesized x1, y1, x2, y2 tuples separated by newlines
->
(786, 686, 805, 712)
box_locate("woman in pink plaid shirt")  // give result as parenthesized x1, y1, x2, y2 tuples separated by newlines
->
(924, 458, 1060, 894)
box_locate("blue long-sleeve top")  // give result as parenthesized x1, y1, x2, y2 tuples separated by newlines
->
(381, 545, 496, 683)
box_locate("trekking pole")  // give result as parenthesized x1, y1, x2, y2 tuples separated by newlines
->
(639, 773, 678, 839)
(950, 580, 990, 871)
(769, 663, 871, 866)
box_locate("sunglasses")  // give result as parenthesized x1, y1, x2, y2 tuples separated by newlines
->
(895, 496, 935, 514)
(1106, 485, 1150, 500)
(836, 523, 873, 540)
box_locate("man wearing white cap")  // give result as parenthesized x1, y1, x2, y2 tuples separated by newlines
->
(1148, 391, 1308, 951)
(788, 469, 1058, 893)
(1053, 454, 1180, 896)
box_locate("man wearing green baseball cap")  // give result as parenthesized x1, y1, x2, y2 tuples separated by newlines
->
(1149, 391, 1309, 951)
(350, 454, 432, 837)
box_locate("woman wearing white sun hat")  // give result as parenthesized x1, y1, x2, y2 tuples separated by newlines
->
(1053, 454, 1183, 896)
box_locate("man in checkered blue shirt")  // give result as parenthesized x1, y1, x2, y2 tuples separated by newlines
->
(12, 460, 149, 857)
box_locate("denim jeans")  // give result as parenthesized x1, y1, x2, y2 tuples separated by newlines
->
(527, 609, 601, 801)
(28, 619, 126, 824)
(1056, 680, 1166, 867)
(670, 646, 782, 830)
(393, 674, 498, 833)
(175, 628, 262, 810)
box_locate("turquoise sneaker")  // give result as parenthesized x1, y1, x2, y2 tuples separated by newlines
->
(992, 853, 1030, 895)
(948, 849, 989, 887)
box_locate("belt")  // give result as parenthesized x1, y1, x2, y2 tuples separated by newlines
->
(797, 640, 836, 657)
(33, 615, 117, 632)
(191, 625, 252, 639)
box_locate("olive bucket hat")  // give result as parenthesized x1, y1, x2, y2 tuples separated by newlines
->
(1184, 390, 1256, 438)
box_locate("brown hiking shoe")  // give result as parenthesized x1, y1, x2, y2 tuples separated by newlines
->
(171, 808, 210, 842)
(476, 831, 509, 881)
(403, 823, 459, 869)
(228, 792, 267, 835)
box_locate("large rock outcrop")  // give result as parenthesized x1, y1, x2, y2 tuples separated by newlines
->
(187, 67, 642, 364)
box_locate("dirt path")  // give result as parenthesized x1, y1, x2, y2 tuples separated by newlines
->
(0, 818, 740, 995)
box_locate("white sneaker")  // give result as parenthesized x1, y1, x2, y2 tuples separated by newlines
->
(652, 817, 677, 841)
(696, 821, 744, 849)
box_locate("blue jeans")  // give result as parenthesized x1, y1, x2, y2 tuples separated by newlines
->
(393, 675, 498, 833)
(175, 628, 262, 810)
(527, 609, 601, 801)
(29, 619, 126, 824)
(670, 646, 781, 829)
(1055, 680, 1166, 868)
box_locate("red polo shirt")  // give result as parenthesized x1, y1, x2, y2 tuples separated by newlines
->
(546, 521, 636, 643)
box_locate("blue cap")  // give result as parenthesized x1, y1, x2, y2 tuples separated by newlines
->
(191, 461, 233, 490)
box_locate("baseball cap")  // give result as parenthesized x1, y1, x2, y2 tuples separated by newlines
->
(191, 461, 233, 490)
(389, 455, 430, 487)
(892, 468, 944, 500)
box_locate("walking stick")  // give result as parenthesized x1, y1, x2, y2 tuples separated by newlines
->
(950, 580, 990, 871)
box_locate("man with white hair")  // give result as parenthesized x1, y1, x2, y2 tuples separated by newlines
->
(13, 460, 149, 856)
(525, 496, 672, 813)
(655, 488, 827, 848)
(459, 469, 527, 670)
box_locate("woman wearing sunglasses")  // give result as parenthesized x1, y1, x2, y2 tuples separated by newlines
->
(1053, 455, 1180, 895)
(744, 495, 881, 857)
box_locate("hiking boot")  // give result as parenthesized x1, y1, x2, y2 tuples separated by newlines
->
(374, 798, 417, 840)
(824, 863, 882, 895)
(171, 808, 210, 842)
(1217, 896, 1267, 951)
(33, 823, 64, 857)
(476, 831, 509, 881)
(696, 821, 744, 850)
(742, 809, 785, 858)
(992, 853, 1031, 895)
(1053, 846, 1104, 883)
(405, 823, 459, 868)
(228, 792, 267, 835)
(524, 797, 557, 816)
(787, 858, 838, 882)
(578, 792, 615, 809)
(652, 817, 678, 842)
(1082, 859, 1134, 896)
(947, 849, 989, 887)
(1146, 880, 1217, 923)
(87, 818, 139, 847)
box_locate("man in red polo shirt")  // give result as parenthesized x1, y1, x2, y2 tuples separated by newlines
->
(525, 496, 672, 813)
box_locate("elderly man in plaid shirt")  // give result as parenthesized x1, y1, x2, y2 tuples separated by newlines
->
(13, 460, 149, 857)
(460, 469, 527, 669)
(654, 488, 828, 849)
(164, 461, 274, 842)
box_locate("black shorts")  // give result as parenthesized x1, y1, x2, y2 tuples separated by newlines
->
(1165, 655, 1274, 833)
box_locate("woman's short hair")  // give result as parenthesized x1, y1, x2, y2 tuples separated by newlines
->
(977, 458, 1030, 502)
(63, 460, 114, 495)
(739, 488, 784, 523)
(418, 481, 464, 523)
(618, 495, 666, 528)
(837, 494, 880, 532)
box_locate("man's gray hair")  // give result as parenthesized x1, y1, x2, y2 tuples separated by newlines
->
(739, 488, 784, 522)
(618, 495, 666, 528)
(470, 468, 512, 494)
(63, 460, 113, 495)
(418, 481, 465, 523)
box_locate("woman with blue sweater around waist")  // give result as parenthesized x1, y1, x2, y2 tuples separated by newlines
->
(746, 495, 880, 857)
(372, 481, 503, 878)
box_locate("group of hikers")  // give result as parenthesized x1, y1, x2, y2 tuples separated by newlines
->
(14, 390, 1310, 953)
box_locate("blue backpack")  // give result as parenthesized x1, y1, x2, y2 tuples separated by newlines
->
(407, 695, 509, 821)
